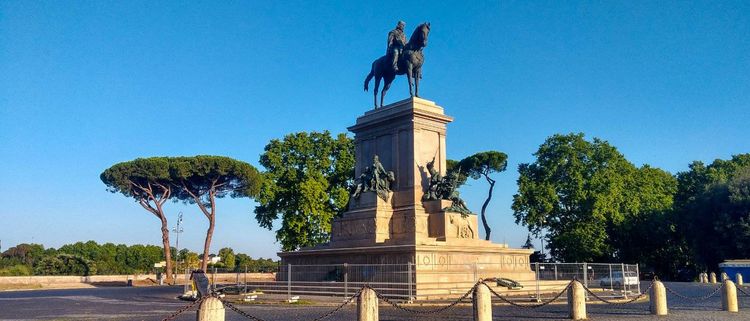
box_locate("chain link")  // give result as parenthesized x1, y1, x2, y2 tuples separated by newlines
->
(484, 280, 572, 308)
(582, 282, 652, 305)
(663, 282, 724, 301)
(221, 298, 268, 321)
(220, 287, 362, 321)
(376, 282, 478, 314)
(736, 285, 750, 297)
(161, 297, 205, 321)
(306, 287, 362, 321)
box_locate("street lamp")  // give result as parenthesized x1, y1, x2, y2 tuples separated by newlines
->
(172, 212, 184, 281)
(538, 217, 546, 261)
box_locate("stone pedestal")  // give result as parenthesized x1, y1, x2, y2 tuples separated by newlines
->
(279, 97, 534, 298)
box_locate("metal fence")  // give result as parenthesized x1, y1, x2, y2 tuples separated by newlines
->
(204, 262, 640, 302)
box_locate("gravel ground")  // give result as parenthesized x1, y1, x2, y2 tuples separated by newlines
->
(0, 282, 749, 320)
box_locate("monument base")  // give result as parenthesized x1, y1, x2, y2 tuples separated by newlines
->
(278, 242, 535, 299)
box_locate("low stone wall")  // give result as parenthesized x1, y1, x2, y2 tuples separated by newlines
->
(0, 273, 275, 288)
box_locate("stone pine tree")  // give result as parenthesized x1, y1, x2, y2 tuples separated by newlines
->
(171, 156, 262, 271)
(255, 131, 355, 251)
(457, 151, 508, 240)
(100, 157, 175, 283)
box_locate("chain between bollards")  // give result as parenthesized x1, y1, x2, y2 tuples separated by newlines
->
(375, 282, 477, 314)
(581, 281, 652, 305)
(162, 296, 205, 321)
(663, 282, 724, 301)
(483, 279, 573, 308)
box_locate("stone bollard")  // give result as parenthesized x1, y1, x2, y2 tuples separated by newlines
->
(196, 297, 225, 321)
(722, 280, 738, 312)
(701, 273, 708, 283)
(567, 280, 587, 320)
(650, 280, 668, 315)
(473, 282, 492, 321)
(358, 287, 378, 321)
(737, 273, 744, 286)
(710, 272, 717, 284)
(721, 272, 729, 282)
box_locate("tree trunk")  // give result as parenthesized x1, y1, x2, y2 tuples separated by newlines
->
(481, 178, 495, 241)
(159, 217, 174, 284)
(201, 215, 215, 271)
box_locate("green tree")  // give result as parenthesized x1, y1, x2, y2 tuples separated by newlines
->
(218, 247, 236, 270)
(609, 166, 682, 278)
(512, 133, 675, 264)
(255, 131, 355, 251)
(100, 158, 175, 282)
(171, 156, 262, 271)
(1, 243, 46, 266)
(34, 254, 96, 276)
(125, 244, 164, 273)
(456, 151, 508, 240)
(235, 253, 252, 271)
(674, 154, 750, 270)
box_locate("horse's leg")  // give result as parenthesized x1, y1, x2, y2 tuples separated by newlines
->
(381, 79, 393, 108)
(373, 76, 381, 108)
(414, 67, 420, 98)
(407, 64, 414, 97)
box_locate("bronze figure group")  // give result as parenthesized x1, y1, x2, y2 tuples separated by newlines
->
(351, 155, 395, 202)
(422, 157, 472, 215)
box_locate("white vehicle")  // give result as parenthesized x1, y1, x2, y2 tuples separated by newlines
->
(598, 271, 638, 288)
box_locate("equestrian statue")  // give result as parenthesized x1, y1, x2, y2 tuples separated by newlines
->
(364, 21, 431, 108)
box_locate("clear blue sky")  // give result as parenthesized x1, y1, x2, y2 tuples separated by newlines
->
(1, 1, 748, 259)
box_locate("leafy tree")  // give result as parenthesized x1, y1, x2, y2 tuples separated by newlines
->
(171, 156, 262, 271)
(456, 151, 508, 240)
(1, 243, 46, 266)
(512, 133, 675, 264)
(255, 131, 355, 251)
(177, 250, 200, 270)
(609, 166, 682, 278)
(218, 247, 236, 270)
(100, 158, 175, 282)
(124, 244, 164, 273)
(674, 154, 750, 270)
(34, 254, 96, 276)
(235, 253, 253, 271)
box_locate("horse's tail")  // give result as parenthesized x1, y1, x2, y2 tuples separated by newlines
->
(364, 63, 375, 92)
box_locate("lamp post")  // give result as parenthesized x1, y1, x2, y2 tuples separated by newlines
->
(172, 212, 184, 283)
(538, 217, 546, 261)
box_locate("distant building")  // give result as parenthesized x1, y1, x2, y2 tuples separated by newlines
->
(719, 259, 750, 282)
(200, 255, 221, 266)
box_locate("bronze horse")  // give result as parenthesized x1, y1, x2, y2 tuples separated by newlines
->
(365, 23, 430, 108)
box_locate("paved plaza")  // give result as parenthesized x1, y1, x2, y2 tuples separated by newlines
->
(1, 282, 749, 320)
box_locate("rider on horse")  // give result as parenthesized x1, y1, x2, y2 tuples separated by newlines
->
(386, 21, 406, 73)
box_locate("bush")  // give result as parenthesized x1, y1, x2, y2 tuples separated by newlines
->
(0, 264, 32, 276)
